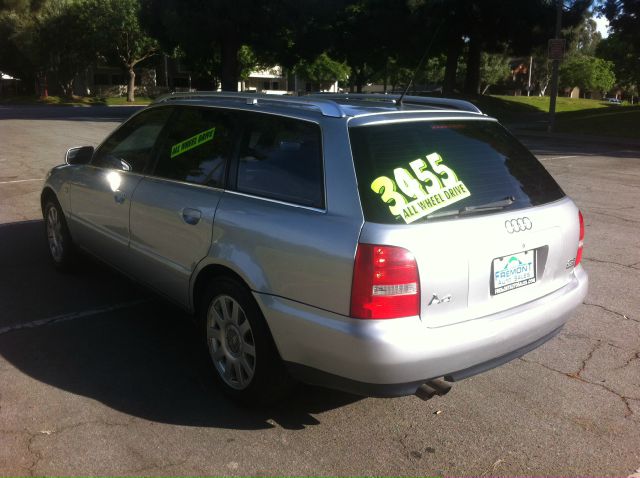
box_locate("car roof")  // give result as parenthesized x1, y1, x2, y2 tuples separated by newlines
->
(151, 92, 485, 120)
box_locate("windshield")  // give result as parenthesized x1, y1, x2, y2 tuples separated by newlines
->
(349, 119, 565, 225)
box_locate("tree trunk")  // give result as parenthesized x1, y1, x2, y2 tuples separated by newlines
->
(127, 68, 135, 102)
(443, 36, 462, 95)
(383, 58, 388, 93)
(221, 37, 240, 92)
(463, 33, 482, 96)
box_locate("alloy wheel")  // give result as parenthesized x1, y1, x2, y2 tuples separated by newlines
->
(206, 294, 256, 390)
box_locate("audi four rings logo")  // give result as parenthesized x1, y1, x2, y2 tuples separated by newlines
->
(505, 217, 532, 233)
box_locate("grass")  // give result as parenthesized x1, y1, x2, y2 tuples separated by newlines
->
(554, 106, 640, 139)
(467, 95, 639, 140)
(0, 95, 152, 106)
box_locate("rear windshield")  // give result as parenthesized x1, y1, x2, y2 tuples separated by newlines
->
(349, 119, 565, 224)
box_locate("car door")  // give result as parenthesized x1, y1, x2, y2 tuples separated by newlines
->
(128, 106, 236, 307)
(67, 107, 173, 270)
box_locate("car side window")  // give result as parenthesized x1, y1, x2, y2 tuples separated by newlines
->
(236, 114, 324, 208)
(92, 107, 172, 173)
(152, 107, 234, 187)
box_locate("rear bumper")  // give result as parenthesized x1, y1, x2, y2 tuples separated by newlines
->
(256, 266, 588, 397)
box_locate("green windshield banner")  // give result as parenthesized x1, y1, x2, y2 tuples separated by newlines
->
(170, 127, 216, 158)
(370, 152, 471, 224)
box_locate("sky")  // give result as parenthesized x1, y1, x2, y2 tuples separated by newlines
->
(594, 15, 610, 38)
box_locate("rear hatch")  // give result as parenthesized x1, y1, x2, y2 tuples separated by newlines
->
(349, 117, 581, 327)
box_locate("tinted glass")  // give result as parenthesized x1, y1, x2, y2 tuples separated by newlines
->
(153, 107, 234, 187)
(93, 107, 172, 173)
(349, 120, 565, 225)
(236, 114, 324, 208)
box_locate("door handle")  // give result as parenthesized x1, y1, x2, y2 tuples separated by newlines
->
(114, 191, 126, 204)
(181, 208, 202, 225)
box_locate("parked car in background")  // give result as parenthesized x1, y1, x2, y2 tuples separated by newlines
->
(41, 92, 588, 404)
(607, 97, 622, 104)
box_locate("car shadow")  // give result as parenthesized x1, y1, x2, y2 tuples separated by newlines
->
(0, 220, 362, 430)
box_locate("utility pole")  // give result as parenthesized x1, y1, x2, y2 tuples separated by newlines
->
(548, 0, 563, 132)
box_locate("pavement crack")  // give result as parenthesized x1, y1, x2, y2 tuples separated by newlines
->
(583, 301, 637, 323)
(520, 352, 637, 419)
(615, 352, 640, 371)
(567, 341, 602, 379)
(582, 257, 640, 269)
(588, 210, 640, 224)
(26, 429, 42, 477)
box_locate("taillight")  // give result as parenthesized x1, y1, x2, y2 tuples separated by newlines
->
(350, 244, 420, 319)
(576, 211, 585, 266)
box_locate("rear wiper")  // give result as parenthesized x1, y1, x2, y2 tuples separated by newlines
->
(427, 196, 516, 219)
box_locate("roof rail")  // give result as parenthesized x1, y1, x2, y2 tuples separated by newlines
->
(152, 91, 346, 118)
(306, 93, 482, 114)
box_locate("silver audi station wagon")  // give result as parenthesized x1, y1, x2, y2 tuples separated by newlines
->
(42, 93, 588, 403)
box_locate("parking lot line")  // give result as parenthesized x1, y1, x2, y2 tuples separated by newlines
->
(0, 178, 43, 184)
(0, 299, 149, 336)
(539, 155, 578, 161)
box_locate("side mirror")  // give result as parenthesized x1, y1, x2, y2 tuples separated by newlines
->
(65, 146, 94, 165)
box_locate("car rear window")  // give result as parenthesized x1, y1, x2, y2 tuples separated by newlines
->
(349, 119, 565, 224)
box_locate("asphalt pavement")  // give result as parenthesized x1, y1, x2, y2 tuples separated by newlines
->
(0, 105, 638, 476)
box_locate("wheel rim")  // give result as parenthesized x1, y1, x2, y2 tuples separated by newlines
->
(46, 206, 64, 262)
(206, 294, 256, 390)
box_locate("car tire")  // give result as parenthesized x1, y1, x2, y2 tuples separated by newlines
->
(199, 276, 292, 405)
(43, 198, 76, 271)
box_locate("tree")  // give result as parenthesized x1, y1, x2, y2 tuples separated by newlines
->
(82, 0, 158, 101)
(0, 1, 45, 93)
(530, 49, 554, 96)
(479, 52, 510, 94)
(331, 0, 416, 93)
(597, 32, 640, 101)
(560, 54, 616, 96)
(294, 52, 350, 91)
(419, 0, 593, 96)
(600, 0, 640, 99)
(602, 0, 640, 46)
(565, 15, 602, 56)
(142, 0, 327, 92)
(36, 1, 95, 97)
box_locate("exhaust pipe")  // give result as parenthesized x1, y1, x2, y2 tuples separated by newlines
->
(415, 378, 452, 401)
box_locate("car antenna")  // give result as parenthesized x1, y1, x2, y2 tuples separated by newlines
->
(397, 20, 444, 107)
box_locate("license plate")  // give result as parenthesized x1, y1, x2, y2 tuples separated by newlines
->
(491, 250, 536, 295)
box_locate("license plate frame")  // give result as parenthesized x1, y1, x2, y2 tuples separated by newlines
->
(491, 249, 537, 296)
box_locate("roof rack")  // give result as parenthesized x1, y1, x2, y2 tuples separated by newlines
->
(152, 91, 346, 118)
(306, 93, 483, 114)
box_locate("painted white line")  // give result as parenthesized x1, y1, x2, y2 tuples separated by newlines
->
(539, 155, 578, 161)
(0, 178, 43, 185)
(0, 299, 149, 336)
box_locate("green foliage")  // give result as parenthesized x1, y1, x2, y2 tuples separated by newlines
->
(564, 16, 602, 56)
(597, 33, 639, 97)
(80, 0, 158, 101)
(560, 54, 616, 94)
(479, 52, 510, 94)
(36, 1, 96, 96)
(294, 52, 350, 86)
(598, 0, 640, 96)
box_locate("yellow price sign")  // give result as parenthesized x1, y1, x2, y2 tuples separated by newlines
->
(370, 152, 471, 224)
